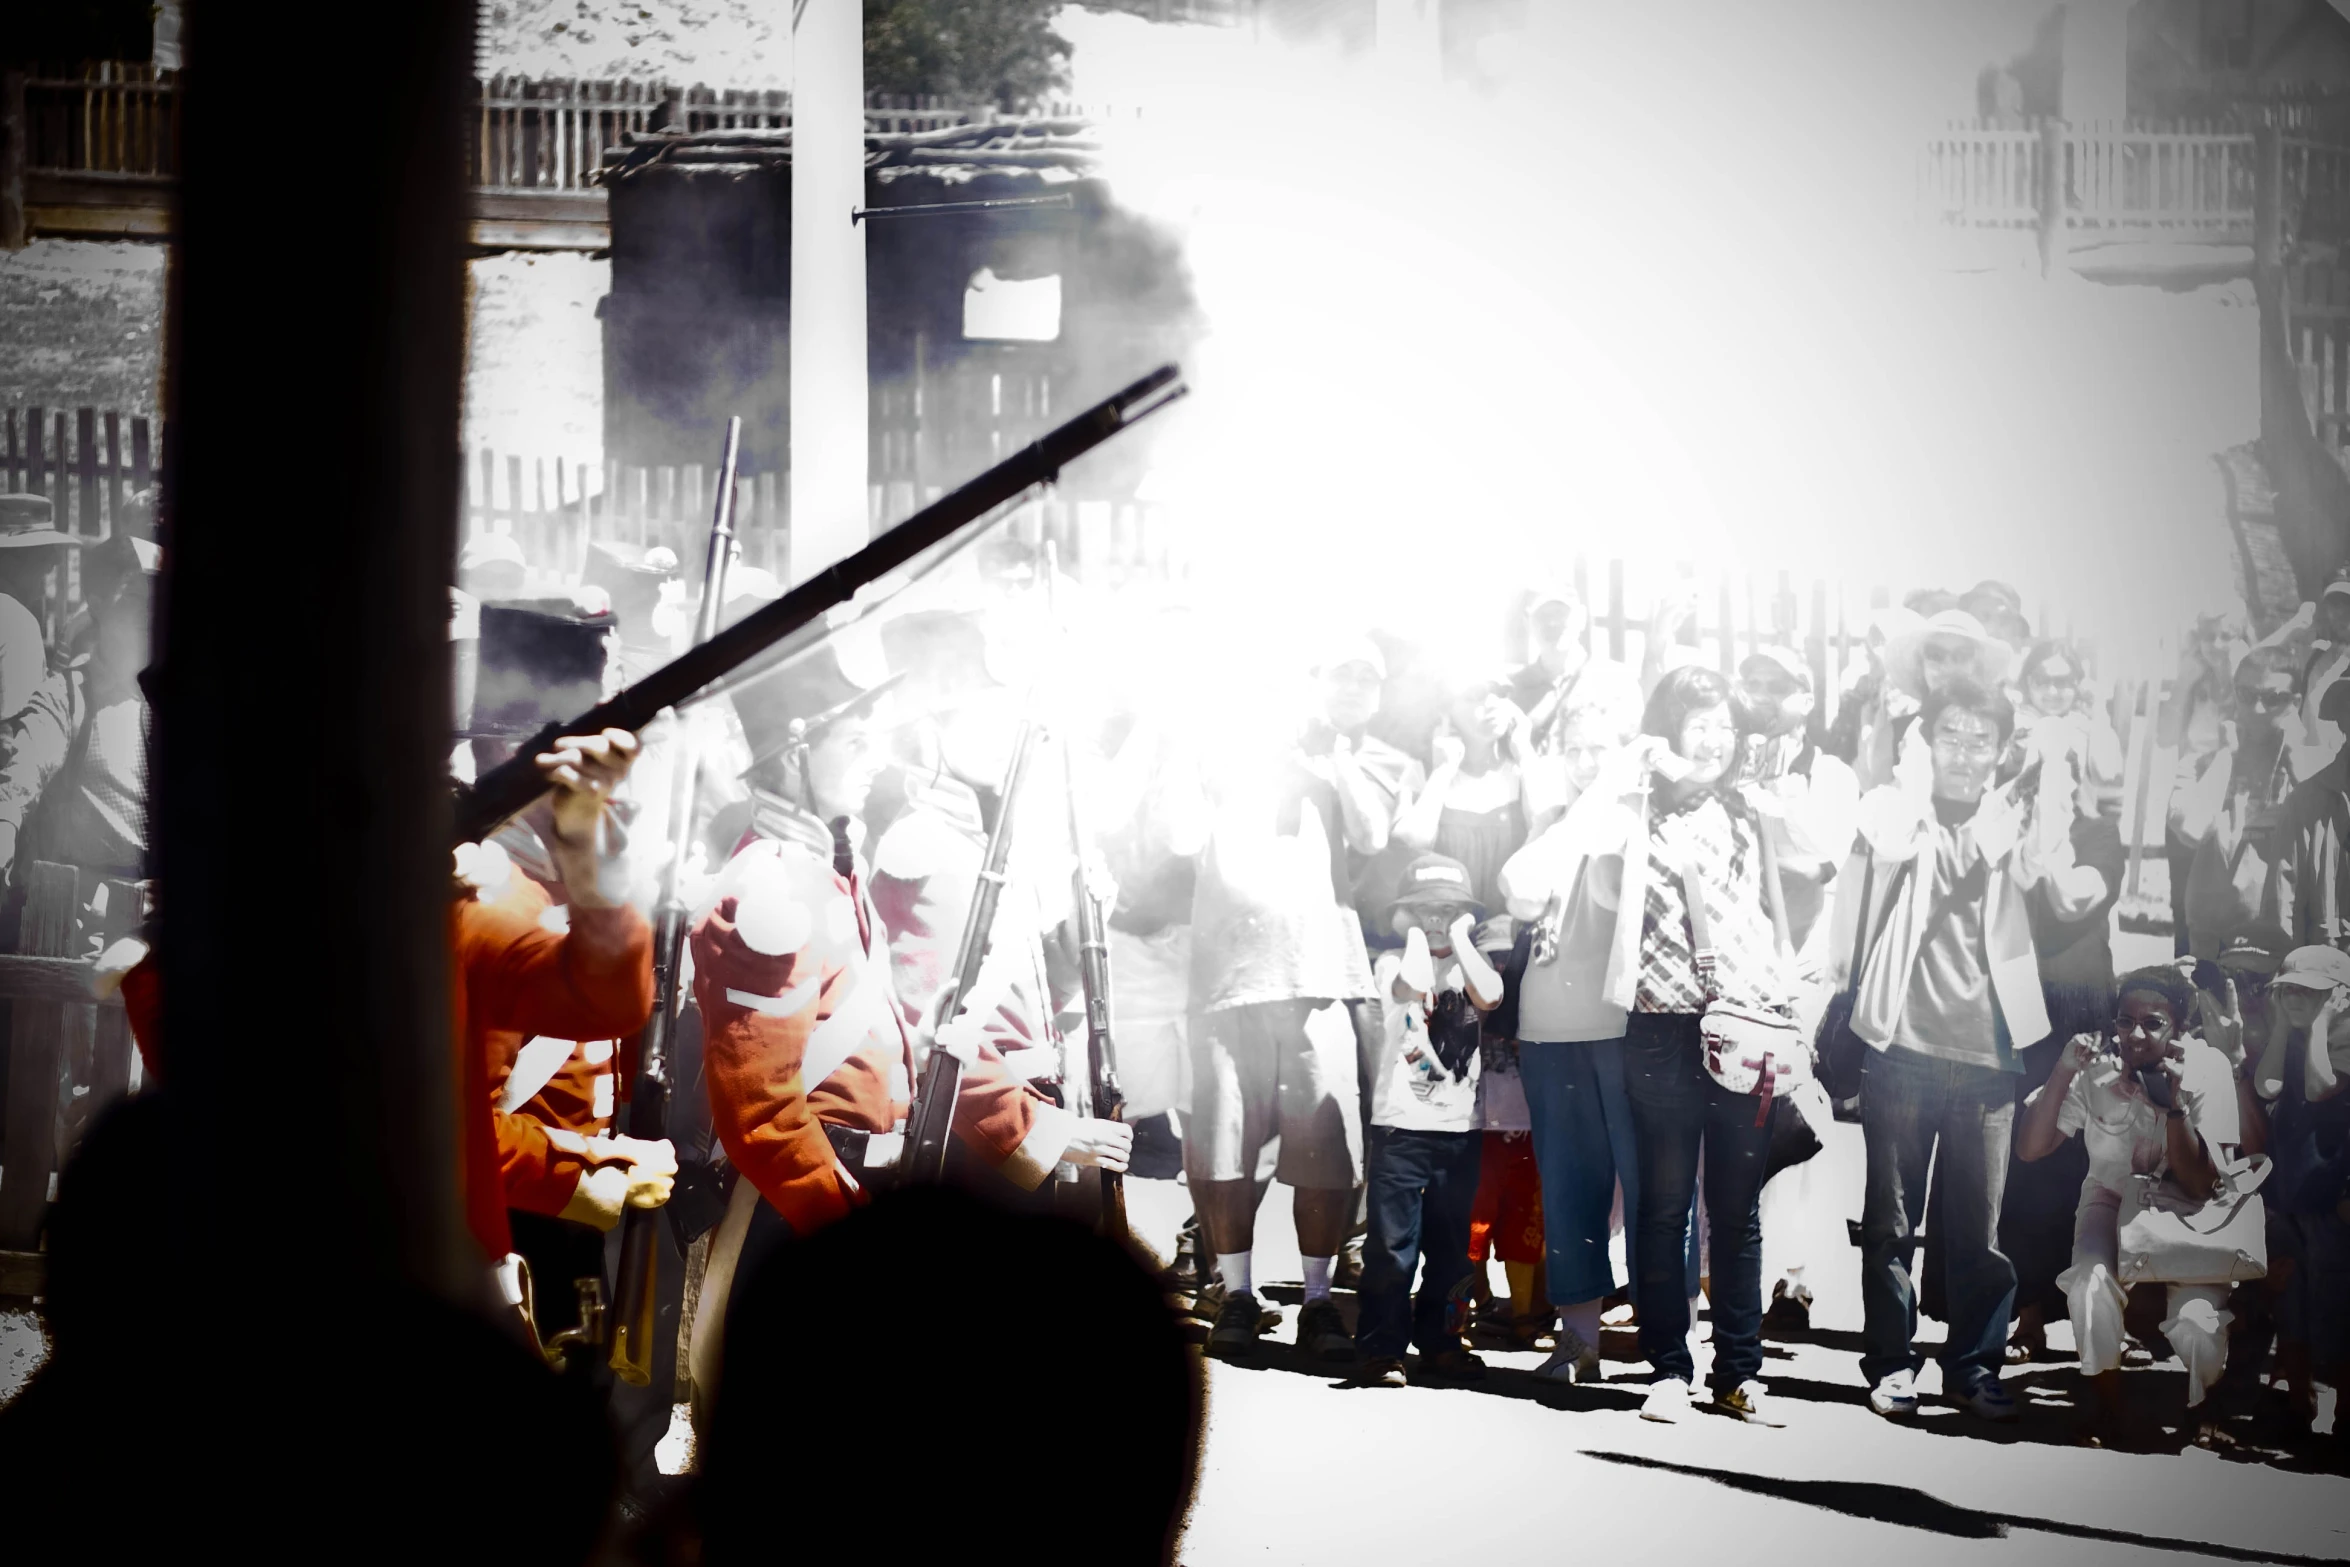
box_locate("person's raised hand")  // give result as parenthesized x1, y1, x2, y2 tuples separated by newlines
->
(1892, 721, 1933, 799)
(537, 728, 641, 847)
(1398, 923, 1434, 999)
(2202, 976, 2247, 1069)
(2058, 1031, 2101, 1078)
(1431, 722, 1467, 773)
(1063, 1118, 1133, 1173)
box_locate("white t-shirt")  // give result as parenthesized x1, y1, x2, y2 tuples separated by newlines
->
(1370, 951, 1483, 1133)
(2033, 1036, 2241, 1195)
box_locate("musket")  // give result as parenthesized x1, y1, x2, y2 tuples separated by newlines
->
(450, 363, 1187, 846)
(1044, 543, 1128, 1244)
(898, 715, 1044, 1187)
(608, 416, 742, 1386)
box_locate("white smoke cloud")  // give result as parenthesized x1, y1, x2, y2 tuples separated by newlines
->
(1063, 4, 2256, 677)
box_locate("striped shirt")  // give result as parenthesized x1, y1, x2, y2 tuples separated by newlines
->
(1634, 791, 1783, 1014)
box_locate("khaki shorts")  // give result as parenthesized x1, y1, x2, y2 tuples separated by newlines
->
(1185, 998, 1367, 1191)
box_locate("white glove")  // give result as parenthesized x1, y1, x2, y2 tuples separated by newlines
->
(579, 1135, 677, 1212)
(1062, 1118, 1133, 1173)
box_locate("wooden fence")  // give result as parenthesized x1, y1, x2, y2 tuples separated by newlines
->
(0, 405, 159, 540)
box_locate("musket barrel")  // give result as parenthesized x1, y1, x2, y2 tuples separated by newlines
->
(611, 413, 744, 1387)
(453, 364, 1183, 846)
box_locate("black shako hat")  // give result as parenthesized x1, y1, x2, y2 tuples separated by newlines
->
(732, 647, 904, 772)
(465, 598, 617, 739)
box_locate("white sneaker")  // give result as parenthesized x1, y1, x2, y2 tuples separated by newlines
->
(1640, 1378, 1692, 1423)
(1868, 1369, 1920, 1419)
(1533, 1326, 1602, 1385)
(1713, 1379, 1786, 1428)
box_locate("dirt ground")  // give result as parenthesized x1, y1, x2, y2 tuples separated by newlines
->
(0, 241, 166, 420)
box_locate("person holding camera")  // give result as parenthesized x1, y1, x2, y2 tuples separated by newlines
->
(2016, 966, 2248, 1448)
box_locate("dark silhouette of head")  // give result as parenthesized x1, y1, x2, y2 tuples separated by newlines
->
(702, 1186, 1201, 1565)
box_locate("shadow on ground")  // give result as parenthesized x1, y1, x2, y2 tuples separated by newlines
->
(1581, 1450, 2346, 1567)
(1191, 1291, 2350, 1478)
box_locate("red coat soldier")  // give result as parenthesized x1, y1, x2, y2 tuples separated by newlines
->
(686, 653, 1128, 1412)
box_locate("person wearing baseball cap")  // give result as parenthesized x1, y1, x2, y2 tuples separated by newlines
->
(2257, 944, 2350, 1100)
(1352, 853, 1502, 1387)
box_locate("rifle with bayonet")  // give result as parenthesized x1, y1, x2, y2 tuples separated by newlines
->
(450, 363, 1187, 847)
(898, 714, 1044, 1188)
(1042, 544, 1128, 1243)
(607, 415, 741, 1386)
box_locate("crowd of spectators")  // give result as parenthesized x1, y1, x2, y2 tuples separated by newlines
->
(1125, 570, 2350, 1453)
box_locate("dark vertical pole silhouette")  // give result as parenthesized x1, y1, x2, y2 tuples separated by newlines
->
(160, 1, 473, 1303)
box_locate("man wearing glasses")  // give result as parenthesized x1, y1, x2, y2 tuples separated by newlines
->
(2171, 649, 2303, 961)
(1832, 678, 2078, 1424)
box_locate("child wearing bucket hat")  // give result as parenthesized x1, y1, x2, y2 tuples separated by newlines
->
(1353, 853, 1505, 1388)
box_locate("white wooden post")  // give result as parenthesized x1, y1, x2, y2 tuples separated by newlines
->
(789, 0, 870, 580)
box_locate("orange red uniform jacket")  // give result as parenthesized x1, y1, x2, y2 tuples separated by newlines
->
(471, 870, 638, 1221)
(453, 875, 653, 1258)
(690, 803, 1075, 1236)
(112, 874, 651, 1261)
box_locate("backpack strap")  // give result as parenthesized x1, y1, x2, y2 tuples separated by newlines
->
(1676, 853, 1719, 1005)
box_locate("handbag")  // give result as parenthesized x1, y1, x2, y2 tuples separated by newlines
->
(1677, 854, 1809, 1126)
(1764, 1081, 1830, 1182)
(2116, 1155, 2271, 1286)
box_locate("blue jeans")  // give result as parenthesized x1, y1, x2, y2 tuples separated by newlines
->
(1521, 1037, 1699, 1309)
(1355, 1126, 1483, 1359)
(1623, 1013, 1773, 1391)
(1859, 1044, 2018, 1392)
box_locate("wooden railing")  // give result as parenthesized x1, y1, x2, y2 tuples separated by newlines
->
(19, 61, 176, 178)
(2066, 124, 2255, 233)
(1917, 119, 2258, 237)
(21, 65, 1048, 190)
